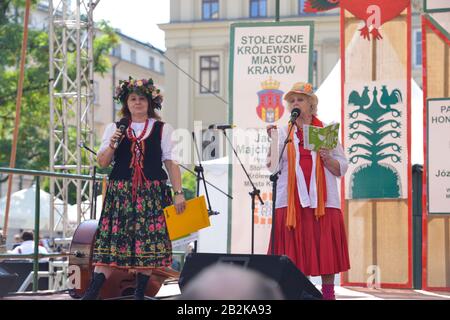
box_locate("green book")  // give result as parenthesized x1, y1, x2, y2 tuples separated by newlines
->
(303, 122, 340, 151)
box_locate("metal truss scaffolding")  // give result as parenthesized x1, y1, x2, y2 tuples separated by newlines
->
(48, 0, 97, 237)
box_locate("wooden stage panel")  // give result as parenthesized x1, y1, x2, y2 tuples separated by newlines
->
(345, 199, 409, 286)
(427, 216, 450, 288)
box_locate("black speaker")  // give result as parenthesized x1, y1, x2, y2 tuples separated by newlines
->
(179, 253, 322, 300)
(0, 265, 19, 297)
(0, 260, 49, 292)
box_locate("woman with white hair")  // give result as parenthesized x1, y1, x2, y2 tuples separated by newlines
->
(266, 82, 350, 300)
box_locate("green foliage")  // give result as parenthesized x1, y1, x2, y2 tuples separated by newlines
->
(0, 3, 118, 173)
(94, 20, 120, 75)
(181, 168, 197, 200)
(65, 20, 120, 78)
(0, 22, 50, 170)
(0, 1, 39, 25)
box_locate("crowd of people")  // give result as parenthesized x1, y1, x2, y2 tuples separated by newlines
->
(7, 230, 50, 255)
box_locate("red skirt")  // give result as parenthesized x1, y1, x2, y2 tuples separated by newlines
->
(268, 134, 350, 276)
(267, 202, 350, 276)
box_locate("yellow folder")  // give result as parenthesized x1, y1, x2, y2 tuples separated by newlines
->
(163, 195, 210, 240)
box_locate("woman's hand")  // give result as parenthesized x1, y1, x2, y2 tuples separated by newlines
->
(319, 148, 332, 163)
(174, 194, 186, 214)
(109, 128, 123, 149)
(98, 128, 122, 167)
(266, 125, 277, 138)
(319, 148, 341, 176)
(163, 160, 186, 213)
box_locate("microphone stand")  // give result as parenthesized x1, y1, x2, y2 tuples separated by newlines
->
(188, 131, 233, 253)
(79, 143, 99, 220)
(131, 129, 232, 254)
(269, 121, 297, 255)
(192, 132, 221, 216)
(178, 164, 232, 200)
(220, 129, 264, 254)
(129, 128, 230, 200)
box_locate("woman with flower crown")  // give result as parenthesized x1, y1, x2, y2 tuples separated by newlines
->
(266, 82, 350, 300)
(81, 77, 186, 300)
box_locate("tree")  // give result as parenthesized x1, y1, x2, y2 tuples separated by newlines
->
(347, 85, 403, 199)
(0, 2, 119, 172)
(0, 2, 118, 205)
(181, 169, 197, 200)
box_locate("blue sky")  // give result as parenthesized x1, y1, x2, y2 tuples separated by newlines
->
(94, 0, 170, 50)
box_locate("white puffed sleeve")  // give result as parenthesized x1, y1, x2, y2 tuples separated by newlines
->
(98, 123, 117, 154)
(266, 126, 287, 173)
(330, 142, 348, 177)
(161, 122, 177, 162)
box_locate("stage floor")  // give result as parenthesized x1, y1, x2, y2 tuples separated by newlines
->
(1, 283, 450, 300)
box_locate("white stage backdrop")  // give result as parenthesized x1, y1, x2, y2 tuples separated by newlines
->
(427, 98, 450, 214)
(229, 22, 314, 253)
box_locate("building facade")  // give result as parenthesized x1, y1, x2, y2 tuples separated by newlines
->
(159, 0, 423, 132)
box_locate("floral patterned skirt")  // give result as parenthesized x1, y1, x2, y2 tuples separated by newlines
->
(92, 180, 173, 270)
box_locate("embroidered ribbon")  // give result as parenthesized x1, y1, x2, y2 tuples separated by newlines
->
(128, 119, 150, 202)
(286, 116, 327, 229)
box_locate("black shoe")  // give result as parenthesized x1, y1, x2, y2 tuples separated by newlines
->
(81, 272, 106, 300)
(134, 273, 150, 300)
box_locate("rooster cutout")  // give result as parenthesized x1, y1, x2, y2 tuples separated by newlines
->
(304, 0, 409, 40)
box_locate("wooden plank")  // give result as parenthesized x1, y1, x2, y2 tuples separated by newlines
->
(427, 216, 450, 287)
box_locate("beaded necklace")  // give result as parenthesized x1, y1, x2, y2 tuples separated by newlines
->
(127, 119, 149, 142)
(127, 119, 150, 202)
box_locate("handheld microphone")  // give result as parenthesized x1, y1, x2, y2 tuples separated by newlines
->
(289, 108, 301, 123)
(208, 124, 236, 130)
(114, 117, 129, 149)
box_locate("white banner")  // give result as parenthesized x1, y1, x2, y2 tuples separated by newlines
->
(229, 22, 313, 253)
(344, 80, 408, 199)
(427, 98, 450, 214)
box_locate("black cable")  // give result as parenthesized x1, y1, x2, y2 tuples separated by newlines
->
(0, 48, 228, 109)
(148, 44, 229, 106)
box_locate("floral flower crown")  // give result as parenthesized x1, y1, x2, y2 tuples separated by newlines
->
(299, 82, 313, 93)
(284, 81, 317, 105)
(114, 76, 163, 110)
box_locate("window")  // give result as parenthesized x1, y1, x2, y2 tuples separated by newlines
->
(414, 30, 422, 68)
(130, 49, 137, 64)
(250, 0, 267, 18)
(149, 56, 155, 70)
(202, 0, 219, 20)
(298, 0, 315, 15)
(112, 45, 121, 58)
(160, 61, 165, 74)
(200, 56, 220, 94)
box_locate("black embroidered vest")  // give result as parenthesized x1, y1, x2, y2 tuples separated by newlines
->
(109, 121, 169, 181)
